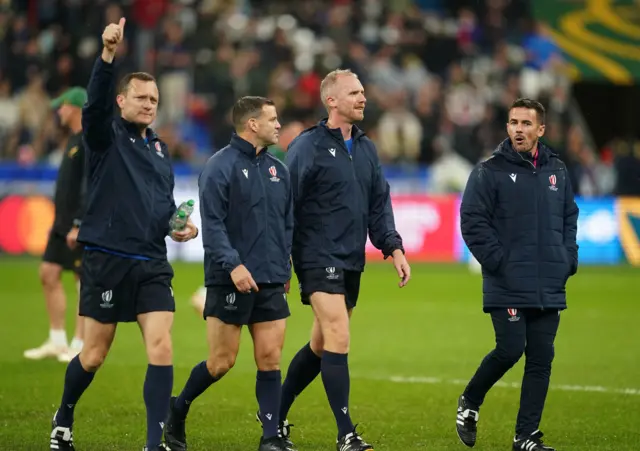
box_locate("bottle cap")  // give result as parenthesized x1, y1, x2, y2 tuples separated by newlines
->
(178, 210, 186, 218)
(187, 199, 195, 206)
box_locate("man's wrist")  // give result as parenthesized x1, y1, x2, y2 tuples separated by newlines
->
(101, 48, 116, 63)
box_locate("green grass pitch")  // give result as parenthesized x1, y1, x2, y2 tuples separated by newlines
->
(1, 258, 638, 450)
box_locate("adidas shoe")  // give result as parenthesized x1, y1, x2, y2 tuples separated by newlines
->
(164, 396, 187, 451)
(256, 410, 296, 450)
(456, 395, 479, 447)
(142, 444, 171, 451)
(50, 411, 75, 451)
(336, 426, 374, 451)
(512, 430, 555, 450)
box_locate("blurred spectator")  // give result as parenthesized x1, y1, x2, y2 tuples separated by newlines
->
(0, 0, 621, 198)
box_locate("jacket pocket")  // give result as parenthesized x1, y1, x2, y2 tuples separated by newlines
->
(561, 247, 572, 281)
(489, 246, 509, 275)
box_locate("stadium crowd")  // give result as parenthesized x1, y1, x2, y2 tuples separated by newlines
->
(0, 0, 633, 196)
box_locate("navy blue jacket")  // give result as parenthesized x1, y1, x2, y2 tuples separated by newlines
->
(77, 57, 176, 259)
(285, 120, 403, 272)
(199, 135, 293, 286)
(460, 139, 579, 311)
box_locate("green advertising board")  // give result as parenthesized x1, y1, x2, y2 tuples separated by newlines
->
(535, 0, 640, 84)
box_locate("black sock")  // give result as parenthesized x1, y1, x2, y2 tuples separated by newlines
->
(56, 355, 96, 427)
(321, 351, 354, 438)
(280, 342, 321, 420)
(174, 361, 218, 417)
(256, 370, 282, 439)
(144, 364, 173, 448)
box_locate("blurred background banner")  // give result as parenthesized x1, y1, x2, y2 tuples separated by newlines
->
(0, 186, 633, 266)
(0, 0, 637, 264)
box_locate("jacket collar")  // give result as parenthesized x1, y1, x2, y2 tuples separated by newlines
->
(318, 119, 365, 141)
(493, 138, 556, 167)
(117, 116, 158, 141)
(230, 133, 266, 158)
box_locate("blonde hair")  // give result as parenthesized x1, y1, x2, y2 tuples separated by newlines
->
(320, 69, 359, 108)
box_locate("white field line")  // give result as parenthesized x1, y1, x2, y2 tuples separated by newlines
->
(356, 375, 640, 396)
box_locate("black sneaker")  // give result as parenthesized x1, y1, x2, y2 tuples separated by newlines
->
(164, 396, 187, 451)
(512, 430, 555, 450)
(256, 410, 296, 450)
(142, 445, 171, 451)
(336, 426, 374, 451)
(258, 436, 294, 451)
(50, 410, 75, 451)
(456, 395, 479, 447)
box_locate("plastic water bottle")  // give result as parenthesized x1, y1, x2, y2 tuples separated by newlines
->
(169, 199, 195, 232)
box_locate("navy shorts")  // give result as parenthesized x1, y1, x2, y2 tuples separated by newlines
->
(79, 250, 175, 324)
(296, 268, 362, 309)
(204, 284, 290, 325)
(42, 230, 83, 273)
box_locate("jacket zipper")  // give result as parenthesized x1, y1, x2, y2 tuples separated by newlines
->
(518, 152, 543, 310)
(341, 139, 359, 264)
(256, 155, 271, 283)
(145, 140, 153, 243)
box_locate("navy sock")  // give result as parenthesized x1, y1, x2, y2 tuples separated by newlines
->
(280, 342, 321, 420)
(174, 361, 218, 417)
(321, 351, 354, 438)
(56, 355, 96, 427)
(256, 370, 282, 439)
(144, 364, 173, 448)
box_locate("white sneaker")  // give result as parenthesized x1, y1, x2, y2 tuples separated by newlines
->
(190, 286, 206, 315)
(24, 340, 68, 360)
(57, 346, 82, 363)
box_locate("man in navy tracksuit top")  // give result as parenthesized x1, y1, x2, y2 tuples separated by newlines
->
(164, 97, 294, 451)
(457, 99, 579, 451)
(49, 18, 198, 451)
(271, 69, 411, 451)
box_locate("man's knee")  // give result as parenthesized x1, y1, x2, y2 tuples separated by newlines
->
(255, 345, 282, 371)
(318, 318, 349, 354)
(146, 333, 173, 364)
(40, 263, 62, 288)
(525, 343, 555, 369)
(79, 345, 109, 371)
(495, 342, 525, 367)
(206, 351, 236, 378)
(310, 293, 350, 353)
(310, 332, 324, 356)
(309, 317, 324, 356)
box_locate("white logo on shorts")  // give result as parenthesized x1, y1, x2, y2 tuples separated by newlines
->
(325, 267, 339, 280)
(100, 290, 114, 309)
(224, 292, 237, 311)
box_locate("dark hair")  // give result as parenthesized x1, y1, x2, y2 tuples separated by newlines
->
(117, 72, 156, 94)
(232, 96, 275, 130)
(509, 98, 546, 124)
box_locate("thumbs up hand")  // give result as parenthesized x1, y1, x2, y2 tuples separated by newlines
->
(102, 17, 126, 54)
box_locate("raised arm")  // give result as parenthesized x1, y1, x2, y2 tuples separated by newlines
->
(82, 18, 126, 152)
